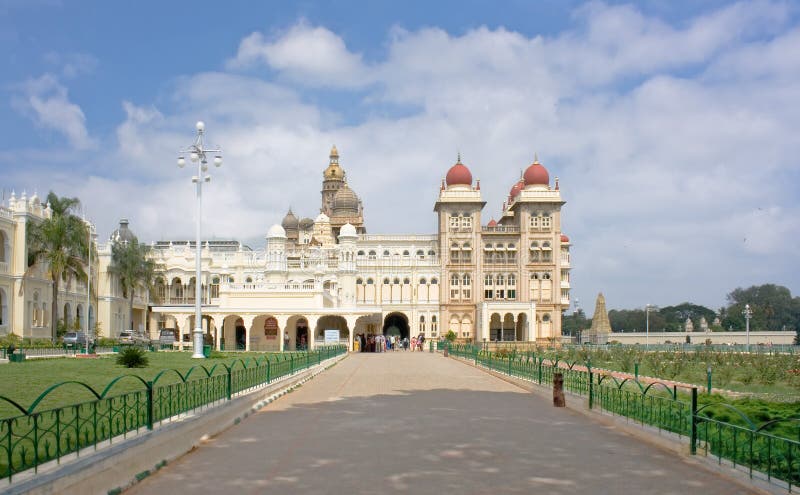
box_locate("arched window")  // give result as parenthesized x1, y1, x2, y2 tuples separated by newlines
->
(428, 250, 436, 256)
(419, 277, 427, 284)
(542, 313, 551, 322)
(484, 274, 493, 285)
(368, 250, 376, 259)
(403, 250, 409, 256)
(383, 278, 390, 285)
(450, 274, 459, 286)
(403, 278, 410, 284)
(383, 250, 390, 256)
(508, 274, 516, 286)
(496, 274, 505, 286)
(532, 273, 539, 280)
(393, 277, 400, 284)
(430, 277, 438, 285)
(356, 278, 363, 285)
(416, 249, 424, 257)
(367, 278, 374, 285)
(245, 276, 253, 283)
(462, 274, 471, 285)
(0, 230, 7, 262)
(543, 273, 551, 280)
(357, 250, 365, 256)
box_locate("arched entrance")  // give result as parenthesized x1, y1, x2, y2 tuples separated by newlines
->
(295, 317, 309, 350)
(235, 317, 246, 350)
(383, 312, 409, 340)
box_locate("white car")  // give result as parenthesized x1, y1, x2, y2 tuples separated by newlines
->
(119, 331, 150, 345)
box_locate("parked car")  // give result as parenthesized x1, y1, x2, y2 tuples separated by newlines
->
(63, 332, 91, 346)
(119, 330, 150, 345)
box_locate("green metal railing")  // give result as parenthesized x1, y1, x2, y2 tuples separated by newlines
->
(445, 344, 799, 491)
(0, 345, 347, 482)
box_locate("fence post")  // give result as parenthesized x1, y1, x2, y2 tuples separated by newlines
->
(706, 366, 712, 395)
(146, 381, 154, 430)
(318, 349, 321, 365)
(690, 387, 698, 455)
(508, 355, 512, 376)
(290, 354, 294, 374)
(226, 366, 232, 401)
(474, 347, 478, 365)
(538, 357, 543, 384)
(266, 359, 271, 383)
(588, 371, 593, 410)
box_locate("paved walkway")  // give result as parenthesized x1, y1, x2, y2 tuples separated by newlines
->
(127, 352, 758, 494)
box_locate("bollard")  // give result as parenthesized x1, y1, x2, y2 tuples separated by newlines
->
(443, 344, 449, 357)
(553, 372, 565, 407)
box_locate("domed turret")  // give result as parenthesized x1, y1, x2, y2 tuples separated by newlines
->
(315, 212, 330, 223)
(110, 219, 137, 244)
(560, 234, 570, 243)
(299, 217, 314, 230)
(487, 218, 497, 227)
(281, 209, 299, 232)
(510, 179, 524, 198)
(339, 223, 357, 237)
(333, 183, 359, 216)
(445, 154, 472, 187)
(323, 145, 344, 181)
(523, 155, 550, 187)
(267, 224, 287, 238)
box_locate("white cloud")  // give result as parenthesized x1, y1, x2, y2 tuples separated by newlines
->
(11, 73, 96, 150)
(228, 20, 371, 87)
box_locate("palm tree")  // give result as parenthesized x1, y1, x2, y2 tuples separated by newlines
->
(27, 192, 89, 340)
(108, 237, 158, 332)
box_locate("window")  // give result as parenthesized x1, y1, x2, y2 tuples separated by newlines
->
(383, 250, 390, 256)
(460, 215, 472, 229)
(543, 313, 551, 322)
(431, 315, 438, 335)
(403, 250, 409, 256)
(496, 289, 505, 299)
(403, 278, 410, 284)
(530, 215, 540, 228)
(428, 250, 436, 256)
(462, 274, 471, 285)
(368, 250, 376, 260)
(358, 250, 365, 256)
(367, 278, 374, 285)
(431, 277, 438, 284)
(420, 277, 427, 284)
(484, 288, 494, 299)
(449, 215, 460, 229)
(484, 274, 493, 286)
(383, 278, 390, 284)
(420, 315, 426, 332)
(542, 251, 552, 262)
(416, 249, 424, 258)
(245, 276, 253, 283)
(450, 274, 459, 286)
(393, 278, 400, 284)
(542, 214, 552, 230)
(507, 289, 516, 299)
(508, 274, 516, 286)
(496, 274, 505, 286)
(356, 278, 363, 285)
(543, 273, 551, 280)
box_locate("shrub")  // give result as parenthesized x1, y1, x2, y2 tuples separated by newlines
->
(116, 346, 149, 368)
(445, 330, 457, 342)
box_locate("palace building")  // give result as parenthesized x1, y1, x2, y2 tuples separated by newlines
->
(0, 148, 571, 351)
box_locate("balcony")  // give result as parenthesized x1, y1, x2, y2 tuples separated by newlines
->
(561, 297, 570, 305)
(483, 226, 520, 234)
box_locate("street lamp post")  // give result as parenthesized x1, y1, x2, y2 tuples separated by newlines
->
(85, 221, 94, 355)
(178, 121, 222, 359)
(645, 304, 651, 350)
(743, 304, 752, 353)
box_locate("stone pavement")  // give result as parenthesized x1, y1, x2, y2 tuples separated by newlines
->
(126, 352, 760, 494)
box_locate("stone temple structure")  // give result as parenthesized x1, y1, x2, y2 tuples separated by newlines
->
(584, 292, 611, 344)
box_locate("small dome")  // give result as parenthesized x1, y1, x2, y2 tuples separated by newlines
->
(523, 157, 550, 187)
(560, 234, 570, 243)
(445, 155, 472, 187)
(281, 209, 299, 231)
(314, 212, 330, 223)
(110, 219, 137, 244)
(299, 217, 314, 229)
(333, 184, 359, 216)
(487, 218, 497, 227)
(339, 223, 357, 237)
(267, 224, 286, 238)
(510, 180, 524, 198)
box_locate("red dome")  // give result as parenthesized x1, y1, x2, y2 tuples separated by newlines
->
(560, 234, 570, 243)
(445, 159, 472, 186)
(510, 180, 524, 197)
(487, 218, 497, 227)
(523, 159, 549, 186)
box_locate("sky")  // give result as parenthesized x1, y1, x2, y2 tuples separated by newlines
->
(1, 0, 798, 311)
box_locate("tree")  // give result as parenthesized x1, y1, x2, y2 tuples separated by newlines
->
(722, 284, 799, 333)
(108, 238, 158, 332)
(658, 303, 716, 332)
(562, 309, 590, 338)
(26, 192, 89, 340)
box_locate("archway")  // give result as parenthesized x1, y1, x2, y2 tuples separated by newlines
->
(295, 317, 309, 351)
(316, 315, 348, 345)
(383, 312, 409, 340)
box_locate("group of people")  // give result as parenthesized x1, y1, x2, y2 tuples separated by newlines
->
(354, 333, 427, 352)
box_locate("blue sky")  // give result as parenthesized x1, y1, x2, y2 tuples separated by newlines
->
(1, 0, 799, 312)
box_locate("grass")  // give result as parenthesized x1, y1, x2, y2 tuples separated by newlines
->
(0, 351, 285, 418)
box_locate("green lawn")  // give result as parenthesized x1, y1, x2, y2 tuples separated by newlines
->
(0, 351, 282, 418)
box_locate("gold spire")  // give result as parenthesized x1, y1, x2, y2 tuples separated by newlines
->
(534, 152, 539, 164)
(457, 151, 461, 164)
(330, 145, 339, 158)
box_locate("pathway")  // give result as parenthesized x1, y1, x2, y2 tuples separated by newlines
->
(126, 351, 759, 494)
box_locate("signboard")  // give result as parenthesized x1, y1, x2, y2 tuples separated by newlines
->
(324, 329, 340, 344)
(264, 317, 278, 340)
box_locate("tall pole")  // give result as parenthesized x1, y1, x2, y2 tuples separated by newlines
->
(86, 222, 91, 355)
(178, 121, 222, 359)
(645, 304, 650, 350)
(743, 303, 752, 353)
